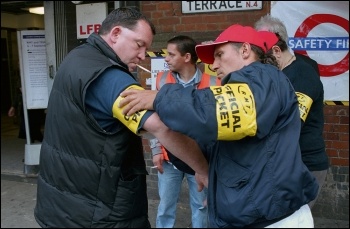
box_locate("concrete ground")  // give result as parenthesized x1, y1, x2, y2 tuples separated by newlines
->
(1, 114, 349, 228)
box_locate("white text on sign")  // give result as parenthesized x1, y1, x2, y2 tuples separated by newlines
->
(182, 1, 262, 14)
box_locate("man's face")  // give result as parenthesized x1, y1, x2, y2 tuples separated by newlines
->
(164, 43, 187, 72)
(112, 20, 153, 71)
(211, 43, 244, 79)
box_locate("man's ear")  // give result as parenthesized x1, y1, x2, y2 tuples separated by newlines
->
(272, 45, 282, 57)
(241, 42, 251, 58)
(184, 53, 192, 63)
(110, 26, 121, 43)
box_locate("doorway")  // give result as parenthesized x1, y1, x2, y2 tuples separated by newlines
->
(1, 38, 11, 114)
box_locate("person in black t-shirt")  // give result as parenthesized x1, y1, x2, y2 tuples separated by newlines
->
(255, 15, 329, 209)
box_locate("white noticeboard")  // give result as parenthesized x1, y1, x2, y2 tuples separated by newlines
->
(150, 57, 169, 90)
(17, 30, 49, 169)
(18, 30, 49, 109)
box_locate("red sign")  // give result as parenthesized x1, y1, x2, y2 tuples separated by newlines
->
(294, 14, 349, 77)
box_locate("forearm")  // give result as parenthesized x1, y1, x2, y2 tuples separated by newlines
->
(157, 128, 208, 175)
(143, 113, 208, 176)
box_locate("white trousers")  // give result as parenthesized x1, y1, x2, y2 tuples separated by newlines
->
(265, 204, 314, 228)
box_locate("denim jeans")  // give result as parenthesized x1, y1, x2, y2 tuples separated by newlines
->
(156, 161, 208, 228)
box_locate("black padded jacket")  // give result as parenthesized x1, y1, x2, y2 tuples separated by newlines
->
(34, 33, 150, 228)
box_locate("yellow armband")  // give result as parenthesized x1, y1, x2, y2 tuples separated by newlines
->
(210, 84, 257, 141)
(296, 92, 313, 122)
(113, 85, 147, 135)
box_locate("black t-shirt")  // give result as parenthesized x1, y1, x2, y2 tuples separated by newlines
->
(283, 58, 329, 171)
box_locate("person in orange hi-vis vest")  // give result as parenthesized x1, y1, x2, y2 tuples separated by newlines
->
(149, 35, 219, 228)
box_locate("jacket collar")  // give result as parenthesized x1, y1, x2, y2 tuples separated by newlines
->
(86, 33, 129, 71)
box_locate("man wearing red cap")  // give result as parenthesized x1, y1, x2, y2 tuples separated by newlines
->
(119, 24, 318, 228)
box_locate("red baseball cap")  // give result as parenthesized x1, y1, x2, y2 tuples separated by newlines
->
(196, 24, 278, 64)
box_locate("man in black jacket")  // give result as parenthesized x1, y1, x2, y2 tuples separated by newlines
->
(34, 7, 208, 228)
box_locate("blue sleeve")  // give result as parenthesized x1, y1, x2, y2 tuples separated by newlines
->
(86, 67, 153, 132)
(153, 63, 298, 145)
(154, 84, 218, 145)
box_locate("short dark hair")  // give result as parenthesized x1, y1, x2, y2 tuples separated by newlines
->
(167, 35, 198, 64)
(98, 7, 156, 36)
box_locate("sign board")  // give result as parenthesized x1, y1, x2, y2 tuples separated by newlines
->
(271, 1, 349, 101)
(150, 58, 170, 90)
(76, 2, 107, 39)
(17, 30, 48, 109)
(182, 1, 262, 14)
(17, 30, 49, 171)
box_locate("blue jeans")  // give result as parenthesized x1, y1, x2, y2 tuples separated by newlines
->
(156, 161, 208, 228)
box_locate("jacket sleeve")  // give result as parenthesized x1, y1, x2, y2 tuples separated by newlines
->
(154, 82, 259, 145)
(154, 84, 218, 144)
(153, 64, 298, 145)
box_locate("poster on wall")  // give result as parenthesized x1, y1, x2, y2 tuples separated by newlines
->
(76, 2, 107, 39)
(150, 57, 169, 90)
(17, 30, 48, 109)
(271, 1, 349, 102)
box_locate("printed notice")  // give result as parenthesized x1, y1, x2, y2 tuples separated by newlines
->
(18, 30, 48, 109)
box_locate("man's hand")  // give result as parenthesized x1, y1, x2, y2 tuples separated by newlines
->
(195, 172, 208, 191)
(8, 106, 15, 117)
(152, 154, 164, 174)
(119, 89, 158, 116)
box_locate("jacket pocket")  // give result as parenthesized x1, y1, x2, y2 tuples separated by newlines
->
(215, 155, 256, 226)
(110, 175, 148, 220)
(217, 155, 251, 188)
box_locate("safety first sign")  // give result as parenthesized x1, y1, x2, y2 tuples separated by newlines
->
(272, 1, 349, 103)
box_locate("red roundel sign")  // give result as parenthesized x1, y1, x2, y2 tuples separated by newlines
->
(294, 14, 349, 77)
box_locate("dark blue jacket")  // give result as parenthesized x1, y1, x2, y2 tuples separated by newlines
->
(154, 61, 318, 227)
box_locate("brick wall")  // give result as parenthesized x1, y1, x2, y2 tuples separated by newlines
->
(137, 1, 270, 88)
(312, 105, 349, 220)
(138, 1, 349, 221)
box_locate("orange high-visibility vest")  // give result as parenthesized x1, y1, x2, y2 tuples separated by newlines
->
(155, 70, 220, 161)
(156, 70, 220, 90)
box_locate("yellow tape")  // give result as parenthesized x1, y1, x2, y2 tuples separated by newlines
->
(146, 49, 168, 57)
(324, 101, 349, 106)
